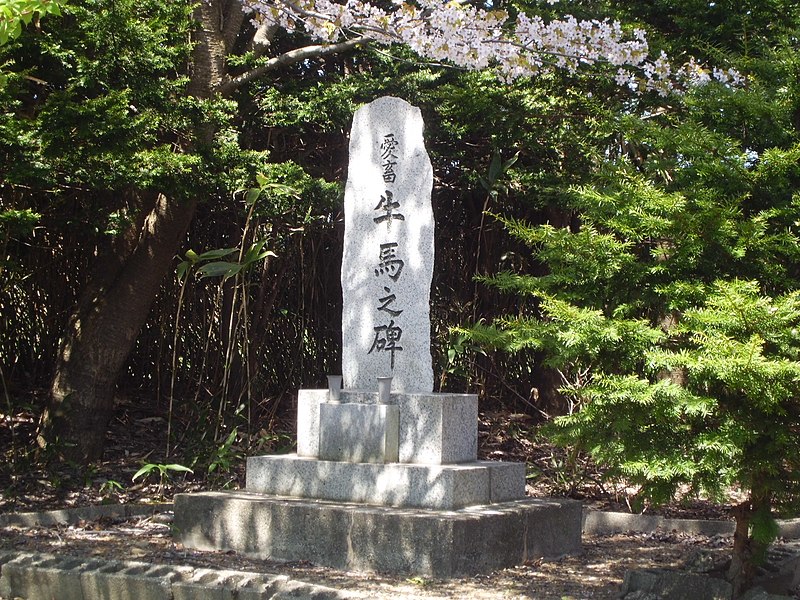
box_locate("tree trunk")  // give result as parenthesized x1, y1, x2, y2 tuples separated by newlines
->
(38, 1, 231, 462)
(36, 0, 364, 462)
(727, 496, 770, 598)
(39, 194, 198, 462)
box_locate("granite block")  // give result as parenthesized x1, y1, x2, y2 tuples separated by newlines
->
(296, 389, 327, 458)
(342, 97, 434, 393)
(174, 492, 582, 577)
(398, 394, 477, 464)
(245, 454, 520, 509)
(479, 460, 527, 502)
(319, 403, 399, 463)
(296, 390, 478, 465)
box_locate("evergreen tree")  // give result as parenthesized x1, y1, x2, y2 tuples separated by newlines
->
(465, 15, 800, 594)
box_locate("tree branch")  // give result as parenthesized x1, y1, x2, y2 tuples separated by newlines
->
(217, 36, 369, 95)
(222, 0, 247, 52)
(251, 21, 281, 59)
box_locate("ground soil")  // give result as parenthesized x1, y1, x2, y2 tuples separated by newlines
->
(0, 514, 730, 599)
(0, 398, 774, 598)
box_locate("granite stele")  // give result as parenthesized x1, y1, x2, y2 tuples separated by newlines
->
(174, 97, 581, 578)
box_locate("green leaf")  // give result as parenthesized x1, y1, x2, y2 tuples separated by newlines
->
(245, 187, 261, 206)
(176, 260, 190, 280)
(197, 261, 242, 280)
(163, 464, 193, 474)
(132, 464, 157, 481)
(197, 247, 238, 261)
(242, 239, 276, 266)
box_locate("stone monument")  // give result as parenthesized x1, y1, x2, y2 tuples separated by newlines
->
(174, 97, 581, 578)
(341, 96, 434, 393)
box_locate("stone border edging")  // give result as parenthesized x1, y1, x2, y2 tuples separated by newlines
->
(0, 503, 353, 599)
(583, 509, 800, 539)
(0, 502, 173, 528)
(0, 550, 352, 599)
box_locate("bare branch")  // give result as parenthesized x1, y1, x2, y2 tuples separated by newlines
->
(217, 36, 368, 95)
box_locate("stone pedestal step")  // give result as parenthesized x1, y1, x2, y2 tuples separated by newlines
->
(173, 491, 582, 578)
(246, 455, 524, 510)
(298, 390, 478, 465)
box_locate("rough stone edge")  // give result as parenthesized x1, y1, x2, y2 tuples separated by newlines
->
(0, 550, 354, 600)
(583, 509, 800, 539)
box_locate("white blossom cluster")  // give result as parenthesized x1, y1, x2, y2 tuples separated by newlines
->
(241, 0, 742, 94)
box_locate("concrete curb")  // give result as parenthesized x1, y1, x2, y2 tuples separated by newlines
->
(583, 509, 800, 539)
(0, 502, 173, 528)
(0, 551, 354, 600)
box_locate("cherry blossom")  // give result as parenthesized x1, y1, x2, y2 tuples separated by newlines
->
(242, 0, 741, 94)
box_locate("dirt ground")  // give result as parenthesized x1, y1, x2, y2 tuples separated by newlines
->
(0, 510, 731, 599)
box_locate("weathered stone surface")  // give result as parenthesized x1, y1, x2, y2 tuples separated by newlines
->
(740, 588, 795, 600)
(582, 510, 737, 536)
(0, 554, 101, 600)
(174, 492, 582, 578)
(754, 540, 800, 596)
(296, 389, 327, 458)
(318, 403, 399, 463)
(0, 551, 351, 600)
(341, 96, 434, 393)
(397, 394, 477, 464)
(245, 454, 524, 510)
(297, 390, 477, 465)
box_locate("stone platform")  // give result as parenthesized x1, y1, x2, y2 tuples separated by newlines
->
(246, 455, 524, 510)
(174, 491, 582, 578)
(175, 388, 583, 577)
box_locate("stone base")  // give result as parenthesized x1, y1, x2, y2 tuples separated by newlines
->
(319, 403, 399, 463)
(246, 454, 525, 510)
(173, 491, 581, 578)
(298, 390, 478, 465)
